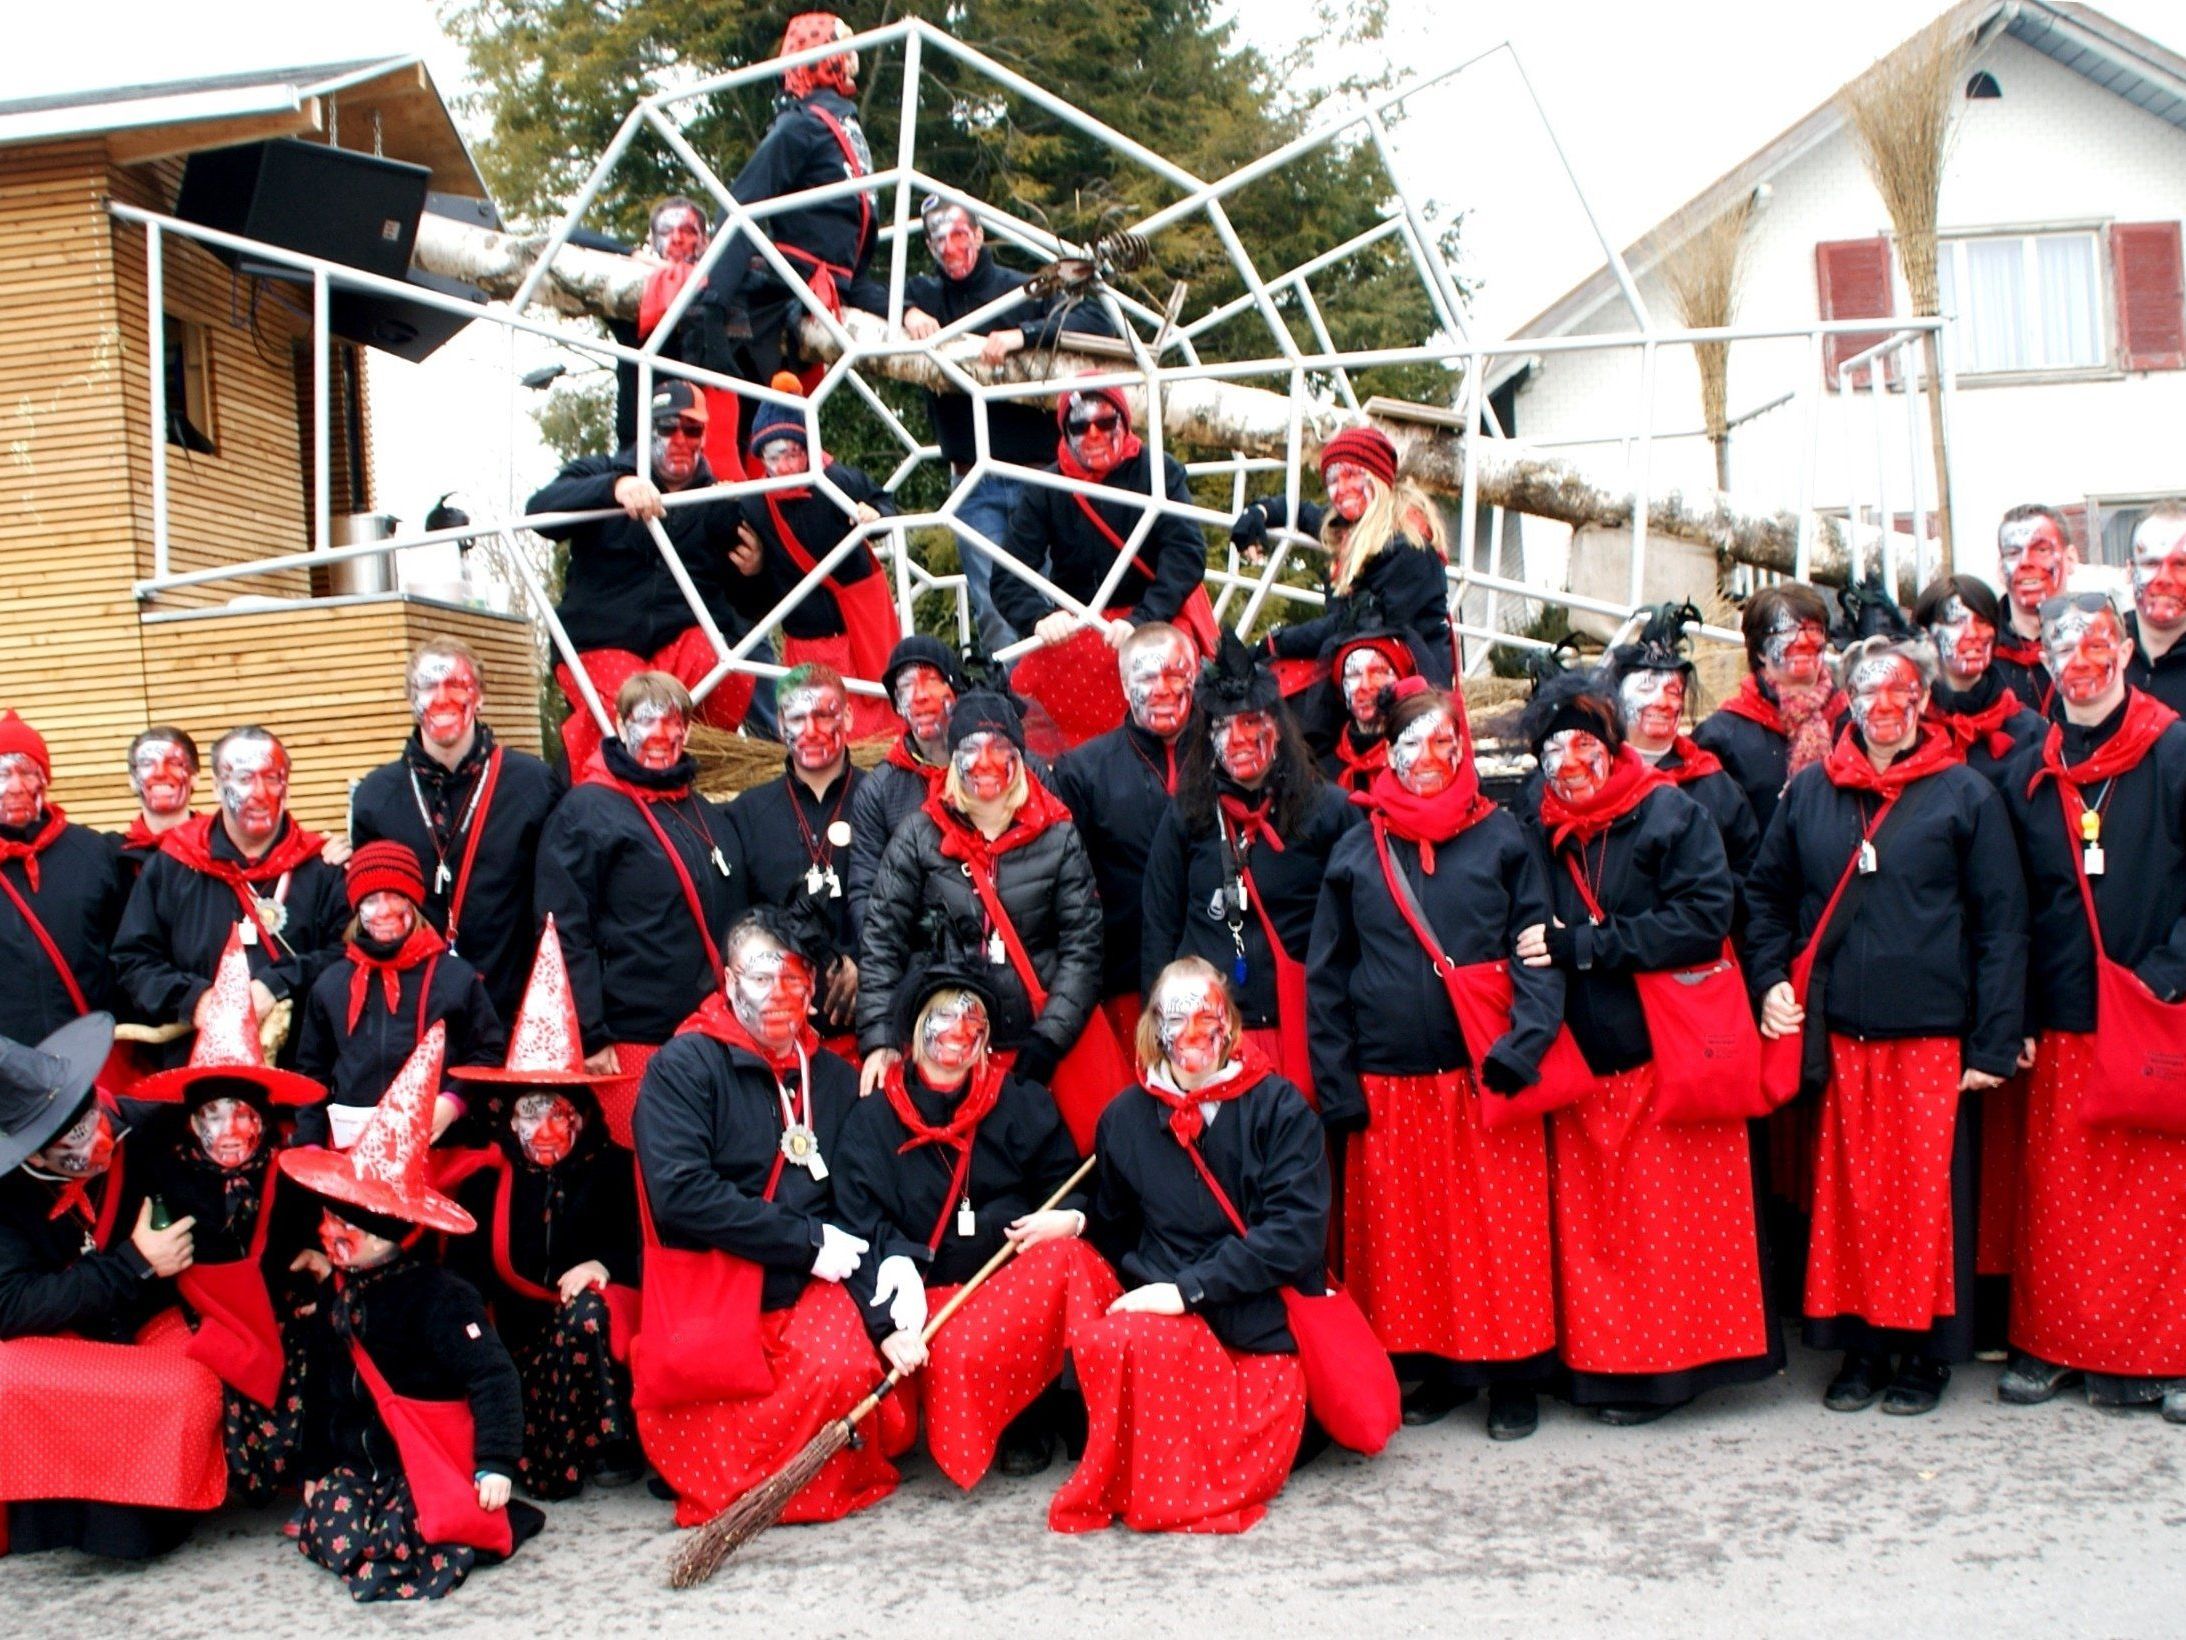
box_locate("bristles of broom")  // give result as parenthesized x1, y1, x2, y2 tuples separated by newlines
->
(666, 1414, 858, 1588)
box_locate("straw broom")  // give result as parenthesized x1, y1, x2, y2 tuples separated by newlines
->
(666, 1151, 1101, 1587)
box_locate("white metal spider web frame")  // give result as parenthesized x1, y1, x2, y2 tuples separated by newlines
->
(117, 15, 1958, 737)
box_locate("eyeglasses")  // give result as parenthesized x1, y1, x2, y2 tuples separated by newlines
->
(655, 417, 707, 440)
(2040, 590, 2120, 620)
(1066, 411, 1122, 436)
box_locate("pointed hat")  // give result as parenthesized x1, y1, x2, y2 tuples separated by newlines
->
(278, 1021, 476, 1235)
(448, 916, 632, 1089)
(132, 925, 324, 1106)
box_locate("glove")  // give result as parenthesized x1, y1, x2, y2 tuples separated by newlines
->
(811, 1222, 869, 1283)
(1479, 1051, 1533, 1098)
(1544, 922, 1582, 969)
(1012, 1036, 1061, 1086)
(869, 1254, 928, 1336)
(1229, 502, 1270, 548)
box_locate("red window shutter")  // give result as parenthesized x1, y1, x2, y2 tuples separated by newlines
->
(2114, 221, 2185, 371)
(1816, 236, 1897, 389)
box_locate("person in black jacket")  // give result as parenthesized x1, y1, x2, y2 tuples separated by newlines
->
(1051, 959, 1326, 1535)
(1992, 502, 2076, 710)
(527, 379, 756, 774)
(2125, 502, 2186, 713)
(903, 195, 1119, 650)
(117, 724, 199, 880)
(0, 711, 129, 1046)
(1747, 636, 2027, 1416)
(1308, 681, 1561, 1438)
(348, 638, 564, 1026)
(1693, 583, 1846, 840)
(1318, 625, 1417, 790)
(1914, 575, 2044, 785)
(846, 635, 963, 939)
(1143, 636, 1358, 1105)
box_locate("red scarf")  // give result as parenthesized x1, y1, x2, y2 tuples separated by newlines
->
(1994, 631, 2044, 669)
(1537, 746, 1670, 848)
(1217, 792, 1287, 855)
(1332, 728, 1387, 792)
(924, 777, 1070, 872)
(2028, 689, 2180, 795)
(1715, 674, 1845, 779)
(1927, 689, 2026, 763)
(673, 990, 818, 1074)
(882, 1058, 1005, 1155)
(1054, 389, 1145, 482)
(344, 922, 448, 1030)
(1657, 735, 1724, 784)
(886, 736, 946, 790)
(121, 812, 185, 852)
(1821, 724, 1961, 795)
(158, 811, 325, 883)
(1139, 1039, 1276, 1146)
(1354, 766, 1496, 872)
(0, 806, 69, 891)
(582, 751, 690, 804)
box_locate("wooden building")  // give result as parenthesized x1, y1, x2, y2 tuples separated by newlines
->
(0, 59, 542, 832)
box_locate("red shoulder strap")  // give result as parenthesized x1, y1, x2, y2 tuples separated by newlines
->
(444, 748, 502, 952)
(801, 104, 873, 264)
(622, 793, 726, 977)
(484, 1151, 559, 1306)
(1179, 1135, 1249, 1237)
(1069, 491, 1159, 586)
(0, 868, 90, 1014)
(958, 853, 1050, 1011)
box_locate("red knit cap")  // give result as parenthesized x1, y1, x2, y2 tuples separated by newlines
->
(1319, 425, 1398, 487)
(0, 710, 50, 777)
(345, 839, 426, 910)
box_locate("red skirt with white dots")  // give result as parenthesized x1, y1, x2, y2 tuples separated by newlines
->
(1048, 1312, 1306, 1535)
(2011, 1031, 2186, 1376)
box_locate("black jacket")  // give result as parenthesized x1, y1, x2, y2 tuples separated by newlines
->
(1992, 629, 2053, 714)
(1089, 1072, 1326, 1354)
(1658, 746, 1763, 881)
(1530, 786, 1737, 1076)
(845, 746, 939, 941)
(0, 817, 127, 1043)
(1141, 782, 1360, 1026)
(832, 1067, 1088, 1339)
(713, 89, 885, 318)
(1745, 741, 2028, 1076)
(1307, 808, 1566, 1128)
(1269, 540, 1454, 689)
(729, 464, 895, 640)
(348, 727, 565, 1024)
(1691, 686, 1846, 841)
(2000, 698, 2186, 1032)
(292, 942, 506, 1140)
(2126, 614, 2186, 716)
(724, 766, 862, 1026)
(993, 448, 1208, 634)
(528, 451, 745, 657)
(631, 1033, 859, 1312)
(0, 1163, 155, 1342)
(1053, 721, 1182, 1000)
(1927, 673, 2047, 787)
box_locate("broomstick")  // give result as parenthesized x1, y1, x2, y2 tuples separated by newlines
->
(666, 1151, 1100, 1588)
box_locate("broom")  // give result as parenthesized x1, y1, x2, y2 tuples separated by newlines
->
(666, 1151, 1100, 1587)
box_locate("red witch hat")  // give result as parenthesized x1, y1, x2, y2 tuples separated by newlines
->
(448, 916, 632, 1091)
(132, 926, 324, 1107)
(279, 1021, 476, 1235)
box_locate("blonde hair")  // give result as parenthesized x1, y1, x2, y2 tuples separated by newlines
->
(942, 757, 1030, 817)
(910, 985, 989, 1063)
(1324, 480, 1450, 595)
(1134, 956, 1243, 1078)
(407, 635, 486, 695)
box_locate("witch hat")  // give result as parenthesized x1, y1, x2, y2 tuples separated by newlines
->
(132, 926, 324, 1106)
(279, 1022, 476, 1235)
(0, 1013, 114, 1174)
(448, 917, 629, 1090)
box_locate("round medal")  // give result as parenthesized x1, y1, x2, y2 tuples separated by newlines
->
(826, 820, 854, 849)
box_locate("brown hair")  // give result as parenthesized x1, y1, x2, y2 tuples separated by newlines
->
(1741, 583, 1829, 674)
(1911, 573, 2000, 632)
(615, 671, 693, 721)
(127, 724, 198, 772)
(1133, 957, 1242, 1079)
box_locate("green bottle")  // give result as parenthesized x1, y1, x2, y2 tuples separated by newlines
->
(147, 1195, 174, 1231)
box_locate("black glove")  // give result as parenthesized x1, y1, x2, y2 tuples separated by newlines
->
(1479, 1051, 1533, 1097)
(1230, 503, 1270, 548)
(1544, 922, 1581, 969)
(1012, 1036, 1062, 1086)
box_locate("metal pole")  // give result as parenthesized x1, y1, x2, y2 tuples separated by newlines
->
(312, 266, 330, 558)
(147, 223, 170, 585)
(886, 29, 923, 331)
(509, 107, 649, 314)
(1795, 334, 1821, 581)
(1628, 339, 1656, 609)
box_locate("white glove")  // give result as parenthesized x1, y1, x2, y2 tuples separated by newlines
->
(811, 1223, 869, 1283)
(870, 1254, 928, 1336)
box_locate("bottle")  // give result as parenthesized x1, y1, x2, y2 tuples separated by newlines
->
(148, 1194, 174, 1231)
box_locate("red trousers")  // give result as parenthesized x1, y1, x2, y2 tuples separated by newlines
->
(556, 626, 755, 773)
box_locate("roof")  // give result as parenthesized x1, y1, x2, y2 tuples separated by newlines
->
(1507, 1, 2186, 351)
(0, 56, 492, 202)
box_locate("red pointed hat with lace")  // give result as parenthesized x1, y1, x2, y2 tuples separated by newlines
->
(447, 915, 633, 1090)
(279, 1021, 476, 1235)
(133, 925, 325, 1106)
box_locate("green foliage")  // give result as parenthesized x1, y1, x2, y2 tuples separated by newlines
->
(532, 373, 618, 465)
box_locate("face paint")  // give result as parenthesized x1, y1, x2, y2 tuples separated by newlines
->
(0, 752, 45, 829)
(926, 205, 981, 282)
(653, 415, 704, 489)
(1927, 596, 1995, 682)
(621, 699, 687, 771)
(358, 889, 417, 947)
(32, 1103, 114, 1178)
(952, 730, 1020, 804)
(130, 736, 196, 818)
(2045, 602, 2128, 708)
(190, 1097, 264, 1170)
(728, 936, 815, 1049)
(892, 664, 956, 747)
(1155, 972, 1229, 1079)
(1340, 647, 1400, 731)
(1123, 635, 1197, 738)
(409, 652, 482, 749)
(1617, 668, 1687, 747)
(1541, 728, 1613, 805)
(917, 992, 988, 1074)
(1064, 398, 1124, 472)
(650, 205, 705, 266)
(1999, 515, 2072, 616)
(2131, 521, 2186, 633)
(214, 736, 288, 842)
(319, 1208, 394, 1270)
(1323, 459, 1377, 525)
(512, 1092, 581, 1168)
(1390, 706, 1463, 797)
(1847, 653, 1924, 748)
(1212, 711, 1279, 787)
(1760, 611, 1829, 687)
(756, 436, 809, 478)
(780, 685, 848, 773)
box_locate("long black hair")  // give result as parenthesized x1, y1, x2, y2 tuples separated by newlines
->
(1174, 703, 1323, 837)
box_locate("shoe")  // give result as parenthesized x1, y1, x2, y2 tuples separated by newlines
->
(1824, 1351, 1890, 1412)
(1997, 1352, 2082, 1406)
(1292, 1417, 1334, 1470)
(1880, 1359, 1950, 1416)
(1595, 1399, 1687, 1427)
(1486, 1386, 1538, 1441)
(646, 1474, 678, 1502)
(2161, 1383, 2186, 1424)
(998, 1423, 1055, 1478)
(1401, 1374, 1477, 1427)
(2087, 1371, 2168, 1409)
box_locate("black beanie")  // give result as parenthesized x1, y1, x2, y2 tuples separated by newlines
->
(946, 690, 1026, 754)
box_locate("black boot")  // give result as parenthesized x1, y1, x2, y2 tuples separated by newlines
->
(1997, 1352, 2081, 1405)
(1880, 1357, 1950, 1416)
(1595, 1398, 1688, 1427)
(998, 1406, 1056, 1478)
(1824, 1350, 1890, 1412)
(1401, 1370, 1477, 1427)
(1486, 1385, 1538, 1441)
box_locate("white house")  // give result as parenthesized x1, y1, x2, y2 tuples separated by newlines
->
(1501, 0, 2186, 600)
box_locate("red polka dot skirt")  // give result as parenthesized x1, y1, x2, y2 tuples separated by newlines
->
(1009, 627, 1128, 752)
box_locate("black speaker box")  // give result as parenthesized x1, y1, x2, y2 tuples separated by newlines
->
(328, 270, 484, 364)
(176, 137, 429, 283)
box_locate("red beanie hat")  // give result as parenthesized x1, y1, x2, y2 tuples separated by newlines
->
(0, 711, 50, 777)
(346, 840, 426, 910)
(1319, 425, 1398, 487)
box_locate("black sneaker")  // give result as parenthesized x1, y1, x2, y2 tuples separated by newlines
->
(1997, 1352, 2081, 1405)
(1824, 1351, 1890, 1412)
(1880, 1358, 1950, 1416)
(1400, 1375, 1477, 1427)
(1486, 1386, 1538, 1441)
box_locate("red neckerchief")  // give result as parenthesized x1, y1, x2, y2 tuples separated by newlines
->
(1994, 631, 2044, 668)
(344, 922, 449, 1030)
(1822, 724, 1960, 794)
(2028, 689, 2180, 796)
(1333, 727, 1387, 792)
(0, 807, 69, 891)
(924, 777, 1070, 871)
(1055, 436, 1145, 483)
(1537, 746, 1671, 848)
(122, 812, 186, 851)
(158, 812, 325, 883)
(1354, 766, 1495, 872)
(1658, 735, 1724, 783)
(886, 736, 945, 789)
(582, 752, 690, 804)
(882, 1058, 1005, 1155)
(1140, 1040, 1277, 1146)
(673, 990, 818, 1075)
(1927, 688, 2026, 763)
(1217, 792, 1286, 855)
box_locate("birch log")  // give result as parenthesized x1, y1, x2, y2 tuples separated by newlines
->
(414, 215, 1874, 585)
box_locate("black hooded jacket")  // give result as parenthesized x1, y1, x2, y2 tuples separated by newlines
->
(1053, 720, 1182, 1000)
(1269, 540, 1454, 689)
(709, 89, 886, 319)
(993, 448, 1208, 634)
(729, 463, 895, 639)
(292, 940, 506, 1140)
(0, 816, 127, 1044)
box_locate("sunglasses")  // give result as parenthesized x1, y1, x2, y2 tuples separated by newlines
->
(1066, 411, 1122, 435)
(655, 417, 707, 440)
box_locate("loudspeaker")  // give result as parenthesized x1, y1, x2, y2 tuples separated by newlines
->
(176, 138, 429, 283)
(328, 270, 484, 364)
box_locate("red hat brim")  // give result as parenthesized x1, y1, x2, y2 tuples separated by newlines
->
(443, 1065, 638, 1091)
(277, 1146, 477, 1236)
(132, 1062, 326, 1108)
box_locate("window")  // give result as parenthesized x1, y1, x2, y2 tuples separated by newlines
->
(163, 314, 216, 453)
(2090, 495, 2183, 569)
(1936, 230, 2105, 375)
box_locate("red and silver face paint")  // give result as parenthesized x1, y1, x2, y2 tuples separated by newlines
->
(1154, 970, 1230, 1079)
(756, 435, 810, 478)
(1123, 633, 1197, 738)
(512, 1092, 581, 1168)
(728, 935, 815, 1050)
(1340, 646, 1400, 731)
(190, 1096, 264, 1170)
(0, 752, 45, 829)
(1541, 728, 1613, 805)
(1927, 596, 1996, 682)
(892, 664, 956, 747)
(1390, 705, 1463, 796)
(781, 683, 848, 773)
(653, 414, 705, 489)
(1760, 611, 1829, 688)
(621, 698, 688, 771)
(650, 204, 705, 266)
(925, 204, 982, 282)
(1063, 397, 1125, 472)
(952, 730, 1020, 803)
(2044, 600, 2129, 709)
(130, 735, 196, 819)
(215, 736, 289, 842)
(1323, 459, 1377, 525)
(1999, 514, 2072, 616)
(1847, 652, 1925, 748)
(358, 889, 417, 947)
(2131, 515, 2186, 633)
(32, 1103, 114, 1178)
(1617, 668, 1687, 748)
(917, 990, 988, 1074)
(319, 1208, 395, 1270)
(409, 652, 481, 750)
(1212, 711, 1279, 787)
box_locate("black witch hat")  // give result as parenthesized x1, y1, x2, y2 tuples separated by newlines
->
(0, 1013, 115, 1175)
(1600, 600, 1703, 696)
(1198, 630, 1284, 720)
